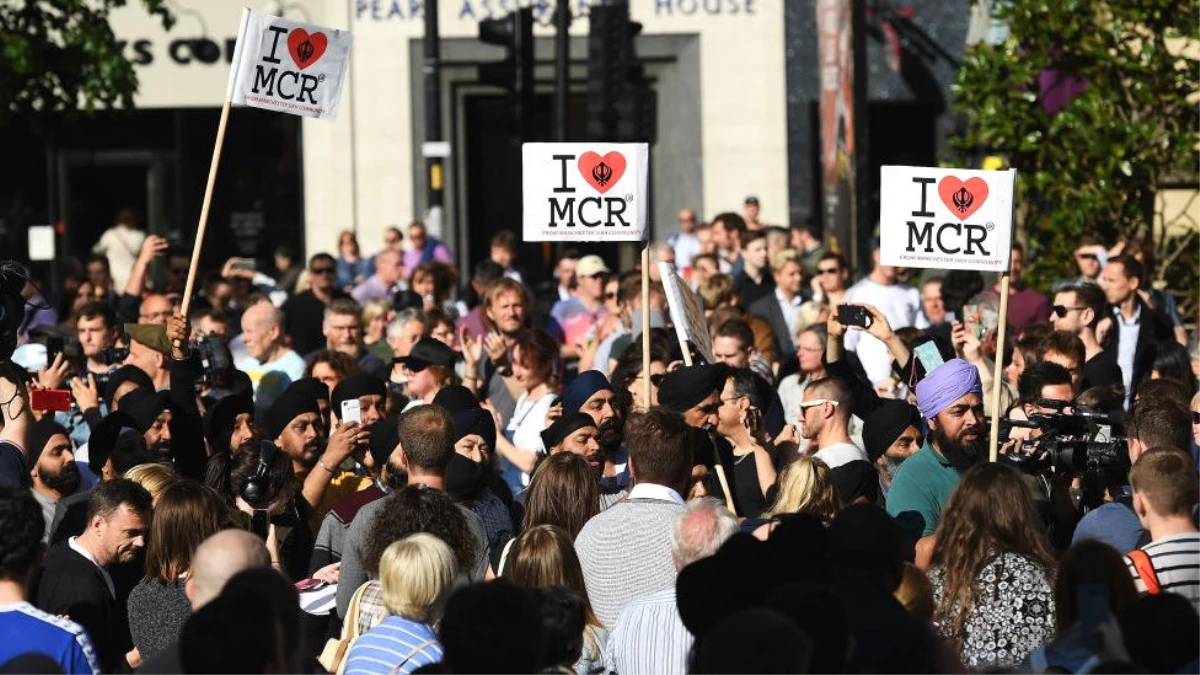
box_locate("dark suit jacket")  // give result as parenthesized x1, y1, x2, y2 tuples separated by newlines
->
(747, 293, 795, 361)
(1100, 298, 1174, 397)
(35, 542, 131, 674)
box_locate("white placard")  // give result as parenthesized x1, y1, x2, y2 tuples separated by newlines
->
(879, 166, 1017, 272)
(522, 143, 649, 242)
(658, 262, 714, 365)
(27, 225, 55, 261)
(226, 8, 353, 121)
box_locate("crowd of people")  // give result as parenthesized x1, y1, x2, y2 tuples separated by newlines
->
(0, 201, 1197, 674)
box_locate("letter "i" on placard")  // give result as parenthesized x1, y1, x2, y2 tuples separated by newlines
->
(911, 177, 935, 218)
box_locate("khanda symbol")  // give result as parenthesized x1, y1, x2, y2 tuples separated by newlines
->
(296, 39, 315, 64)
(592, 162, 614, 188)
(952, 185, 974, 213)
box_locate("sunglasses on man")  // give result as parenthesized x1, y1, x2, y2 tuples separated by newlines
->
(1052, 305, 1086, 318)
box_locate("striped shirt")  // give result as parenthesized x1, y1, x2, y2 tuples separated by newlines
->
(344, 615, 442, 675)
(604, 586, 692, 675)
(1124, 532, 1200, 614)
(0, 601, 100, 674)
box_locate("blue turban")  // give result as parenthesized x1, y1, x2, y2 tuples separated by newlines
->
(914, 359, 983, 420)
(563, 370, 613, 416)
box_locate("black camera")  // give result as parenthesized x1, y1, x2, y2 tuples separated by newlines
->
(997, 403, 1127, 475)
(101, 345, 130, 366)
(194, 332, 232, 389)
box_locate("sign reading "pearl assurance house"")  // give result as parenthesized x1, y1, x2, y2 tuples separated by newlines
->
(522, 143, 650, 242)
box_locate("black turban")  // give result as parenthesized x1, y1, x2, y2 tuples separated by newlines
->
(861, 400, 923, 463)
(103, 366, 154, 408)
(331, 373, 386, 412)
(433, 385, 480, 415)
(290, 377, 330, 403)
(657, 364, 727, 413)
(118, 387, 170, 433)
(539, 412, 597, 451)
(27, 418, 70, 467)
(454, 408, 497, 450)
(204, 394, 254, 455)
(264, 387, 321, 440)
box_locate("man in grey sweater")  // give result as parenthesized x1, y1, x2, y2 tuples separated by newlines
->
(336, 405, 489, 618)
(575, 409, 693, 627)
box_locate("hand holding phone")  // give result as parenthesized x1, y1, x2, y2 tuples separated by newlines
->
(340, 399, 362, 424)
(837, 304, 873, 329)
(30, 388, 72, 412)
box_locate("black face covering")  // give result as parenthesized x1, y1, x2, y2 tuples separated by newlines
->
(384, 459, 408, 491)
(599, 418, 624, 454)
(445, 453, 485, 500)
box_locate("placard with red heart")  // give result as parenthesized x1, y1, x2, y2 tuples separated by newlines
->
(938, 176, 989, 221)
(577, 151, 627, 194)
(288, 29, 328, 70)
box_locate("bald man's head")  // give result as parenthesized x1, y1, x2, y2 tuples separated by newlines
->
(186, 529, 271, 608)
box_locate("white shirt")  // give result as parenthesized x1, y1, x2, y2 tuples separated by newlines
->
(1114, 304, 1141, 407)
(814, 441, 868, 469)
(774, 287, 804, 347)
(68, 536, 115, 598)
(843, 278, 926, 385)
(671, 232, 702, 270)
(627, 482, 685, 505)
(237, 348, 307, 395)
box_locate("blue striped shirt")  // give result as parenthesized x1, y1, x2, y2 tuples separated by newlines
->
(0, 602, 100, 674)
(345, 615, 442, 675)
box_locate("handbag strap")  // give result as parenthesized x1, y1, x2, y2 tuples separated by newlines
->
(343, 581, 372, 640)
(1128, 549, 1161, 594)
(388, 639, 438, 675)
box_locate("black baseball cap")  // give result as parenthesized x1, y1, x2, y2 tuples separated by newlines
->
(744, 196, 760, 206)
(394, 338, 459, 372)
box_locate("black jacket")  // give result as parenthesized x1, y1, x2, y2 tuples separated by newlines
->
(1100, 298, 1174, 398)
(35, 542, 132, 674)
(747, 292, 797, 361)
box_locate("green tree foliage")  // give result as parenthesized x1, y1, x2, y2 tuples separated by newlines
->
(951, 0, 1199, 310)
(0, 0, 173, 128)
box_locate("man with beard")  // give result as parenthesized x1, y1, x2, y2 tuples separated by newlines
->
(27, 419, 84, 543)
(336, 405, 490, 619)
(35, 479, 152, 673)
(203, 393, 255, 457)
(862, 400, 924, 498)
(561, 371, 627, 484)
(886, 359, 985, 546)
(309, 420, 401, 574)
(263, 385, 369, 528)
(330, 373, 388, 472)
(540, 413, 626, 510)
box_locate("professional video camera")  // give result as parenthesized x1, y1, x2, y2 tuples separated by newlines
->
(996, 399, 1127, 475)
(193, 332, 233, 390)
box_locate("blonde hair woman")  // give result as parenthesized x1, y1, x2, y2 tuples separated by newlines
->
(124, 463, 179, 504)
(760, 456, 840, 522)
(344, 534, 456, 675)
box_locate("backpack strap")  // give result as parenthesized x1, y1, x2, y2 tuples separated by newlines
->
(1128, 549, 1161, 594)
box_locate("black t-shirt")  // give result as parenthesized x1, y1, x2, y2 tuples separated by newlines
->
(282, 290, 347, 357)
(0, 440, 30, 488)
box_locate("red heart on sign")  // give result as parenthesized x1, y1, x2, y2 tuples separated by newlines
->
(287, 29, 328, 70)
(938, 176, 989, 221)
(577, 151, 627, 194)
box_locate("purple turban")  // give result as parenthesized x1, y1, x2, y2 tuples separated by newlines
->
(914, 359, 983, 420)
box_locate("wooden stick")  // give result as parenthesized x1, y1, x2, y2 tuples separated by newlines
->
(641, 245, 652, 408)
(180, 98, 232, 319)
(988, 271, 1011, 463)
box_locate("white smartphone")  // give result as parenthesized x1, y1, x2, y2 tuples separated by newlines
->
(340, 399, 362, 424)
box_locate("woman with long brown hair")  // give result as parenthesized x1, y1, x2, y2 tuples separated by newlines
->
(493, 329, 560, 493)
(495, 453, 599, 576)
(928, 463, 1057, 669)
(505, 525, 606, 675)
(126, 481, 231, 663)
